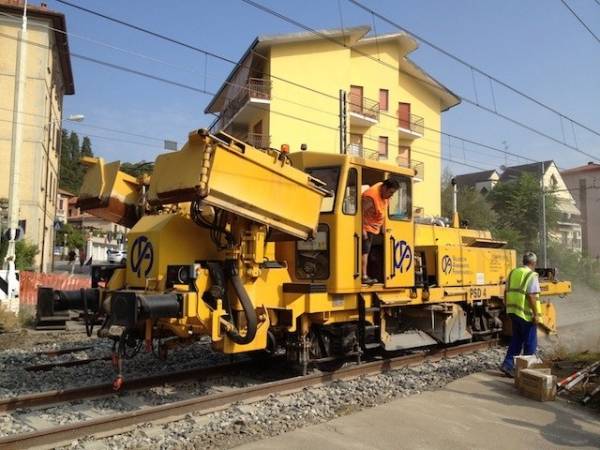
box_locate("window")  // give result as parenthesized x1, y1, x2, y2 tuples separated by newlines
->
(349, 85, 363, 114)
(398, 102, 411, 129)
(378, 136, 388, 158)
(342, 168, 358, 215)
(379, 89, 388, 111)
(59, 199, 64, 210)
(388, 176, 412, 220)
(306, 167, 340, 213)
(397, 146, 410, 166)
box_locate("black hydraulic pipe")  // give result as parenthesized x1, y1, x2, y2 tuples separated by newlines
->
(224, 261, 257, 345)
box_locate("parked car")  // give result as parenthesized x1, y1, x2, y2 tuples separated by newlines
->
(107, 249, 127, 264)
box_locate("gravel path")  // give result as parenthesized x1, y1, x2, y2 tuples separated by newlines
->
(61, 348, 505, 450)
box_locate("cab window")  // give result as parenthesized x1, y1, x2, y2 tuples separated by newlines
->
(388, 176, 411, 220)
(342, 168, 358, 215)
(306, 167, 340, 213)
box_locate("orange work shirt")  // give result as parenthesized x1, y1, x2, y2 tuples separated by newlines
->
(362, 182, 388, 234)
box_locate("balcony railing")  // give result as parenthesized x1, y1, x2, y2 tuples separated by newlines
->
(242, 132, 270, 149)
(346, 144, 381, 160)
(395, 156, 424, 181)
(348, 95, 380, 122)
(398, 113, 424, 136)
(216, 77, 272, 130)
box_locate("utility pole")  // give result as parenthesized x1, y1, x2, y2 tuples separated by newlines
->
(540, 161, 548, 267)
(2, 1, 28, 312)
(339, 89, 347, 154)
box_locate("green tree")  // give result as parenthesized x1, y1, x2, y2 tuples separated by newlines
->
(441, 170, 496, 230)
(120, 161, 154, 178)
(81, 136, 93, 157)
(487, 173, 560, 254)
(14, 240, 39, 270)
(58, 131, 94, 194)
(55, 223, 85, 250)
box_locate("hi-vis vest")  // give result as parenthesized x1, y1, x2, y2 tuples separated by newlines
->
(362, 182, 388, 234)
(505, 266, 542, 322)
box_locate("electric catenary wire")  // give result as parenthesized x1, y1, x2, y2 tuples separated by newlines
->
(560, 0, 600, 45)
(0, 8, 568, 171)
(239, 0, 600, 161)
(40, 4, 575, 165)
(346, 0, 600, 139)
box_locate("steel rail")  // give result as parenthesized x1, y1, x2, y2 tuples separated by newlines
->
(0, 340, 496, 450)
(0, 358, 259, 413)
(33, 346, 95, 357)
(24, 356, 111, 372)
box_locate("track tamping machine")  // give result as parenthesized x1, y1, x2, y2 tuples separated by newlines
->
(39, 129, 571, 384)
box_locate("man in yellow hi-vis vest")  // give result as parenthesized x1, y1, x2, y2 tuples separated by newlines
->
(500, 251, 542, 377)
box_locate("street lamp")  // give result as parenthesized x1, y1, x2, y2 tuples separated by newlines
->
(67, 114, 85, 122)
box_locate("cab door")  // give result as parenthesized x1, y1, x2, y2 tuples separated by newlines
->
(384, 176, 415, 288)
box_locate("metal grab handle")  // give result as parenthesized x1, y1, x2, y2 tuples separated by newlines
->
(390, 235, 396, 278)
(353, 233, 360, 279)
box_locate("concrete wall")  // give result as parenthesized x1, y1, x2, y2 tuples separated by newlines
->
(0, 15, 65, 272)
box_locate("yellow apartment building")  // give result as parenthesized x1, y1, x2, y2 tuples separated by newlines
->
(205, 26, 460, 216)
(0, 0, 74, 271)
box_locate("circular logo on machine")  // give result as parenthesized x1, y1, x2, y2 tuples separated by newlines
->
(130, 236, 154, 277)
(394, 240, 413, 273)
(442, 255, 453, 274)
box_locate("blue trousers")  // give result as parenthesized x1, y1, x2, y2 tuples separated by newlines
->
(502, 314, 537, 370)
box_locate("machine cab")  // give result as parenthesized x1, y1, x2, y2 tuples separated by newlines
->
(284, 152, 415, 293)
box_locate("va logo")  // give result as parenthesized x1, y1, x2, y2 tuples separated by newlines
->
(442, 255, 453, 274)
(394, 240, 412, 273)
(130, 235, 154, 278)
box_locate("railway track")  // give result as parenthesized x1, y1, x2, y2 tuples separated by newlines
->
(24, 356, 111, 372)
(0, 340, 496, 450)
(0, 358, 261, 413)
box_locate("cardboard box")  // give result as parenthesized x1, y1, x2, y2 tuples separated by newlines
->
(518, 368, 557, 402)
(514, 355, 552, 387)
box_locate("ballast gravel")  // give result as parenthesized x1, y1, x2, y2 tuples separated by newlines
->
(0, 335, 231, 399)
(68, 348, 505, 450)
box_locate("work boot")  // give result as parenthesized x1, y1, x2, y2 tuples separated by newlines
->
(362, 276, 378, 285)
(500, 364, 514, 378)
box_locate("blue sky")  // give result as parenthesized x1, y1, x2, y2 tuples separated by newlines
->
(46, 0, 600, 175)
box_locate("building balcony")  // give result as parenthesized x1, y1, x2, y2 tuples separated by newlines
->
(398, 113, 424, 140)
(349, 96, 380, 127)
(346, 143, 381, 160)
(242, 132, 271, 149)
(211, 77, 272, 131)
(396, 156, 424, 182)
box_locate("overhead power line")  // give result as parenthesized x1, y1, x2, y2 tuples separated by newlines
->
(28, 7, 571, 166)
(0, 106, 166, 143)
(0, 10, 536, 167)
(560, 0, 600, 45)
(345, 0, 600, 139)
(239, 0, 600, 161)
(0, 10, 573, 173)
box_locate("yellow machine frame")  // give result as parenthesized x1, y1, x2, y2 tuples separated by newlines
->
(69, 129, 570, 373)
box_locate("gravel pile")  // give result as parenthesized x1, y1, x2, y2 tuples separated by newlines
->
(70, 348, 505, 450)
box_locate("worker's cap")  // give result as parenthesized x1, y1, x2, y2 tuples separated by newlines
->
(522, 251, 537, 265)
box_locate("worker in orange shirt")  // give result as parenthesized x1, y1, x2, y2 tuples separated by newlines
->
(362, 178, 400, 284)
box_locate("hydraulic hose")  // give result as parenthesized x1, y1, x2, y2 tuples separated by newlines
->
(224, 261, 257, 345)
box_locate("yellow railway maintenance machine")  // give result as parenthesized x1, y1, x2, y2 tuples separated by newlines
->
(39, 129, 571, 383)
